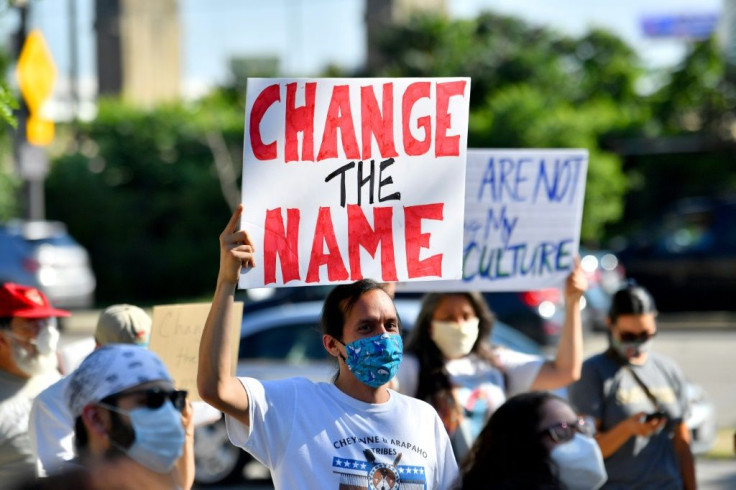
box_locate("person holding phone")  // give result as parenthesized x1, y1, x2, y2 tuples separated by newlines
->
(568, 282, 695, 489)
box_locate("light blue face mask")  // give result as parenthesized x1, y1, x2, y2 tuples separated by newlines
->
(99, 401, 185, 473)
(337, 333, 403, 388)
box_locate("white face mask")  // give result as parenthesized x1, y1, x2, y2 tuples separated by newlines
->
(3, 325, 59, 376)
(430, 317, 480, 359)
(549, 433, 607, 490)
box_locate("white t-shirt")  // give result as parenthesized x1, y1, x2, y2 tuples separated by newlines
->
(0, 368, 60, 486)
(396, 348, 544, 459)
(29, 375, 75, 477)
(226, 377, 458, 490)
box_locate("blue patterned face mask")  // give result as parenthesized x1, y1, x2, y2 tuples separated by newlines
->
(337, 333, 403, 388)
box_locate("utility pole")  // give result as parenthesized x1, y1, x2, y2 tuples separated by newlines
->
(68, 0, 79, 127)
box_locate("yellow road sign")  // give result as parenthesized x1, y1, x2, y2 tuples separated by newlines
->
(16, 30, 56, 146)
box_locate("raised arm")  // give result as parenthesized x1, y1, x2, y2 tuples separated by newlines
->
(530, 257, 586, 390)
(197, 204, 255, 425)
(672, 421, 696, 490)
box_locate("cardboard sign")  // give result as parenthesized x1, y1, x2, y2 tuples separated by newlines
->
(401, 149, 588, 292)
(149, 302, 243, 402)
(239, 78, 471, 288)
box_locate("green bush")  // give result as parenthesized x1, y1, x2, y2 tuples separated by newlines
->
(46, 99, 243, 304)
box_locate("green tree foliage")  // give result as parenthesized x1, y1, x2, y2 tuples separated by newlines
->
(365, 12, 640, 242)
(46, 99, 244, 303)
(0, 42, 18, 222)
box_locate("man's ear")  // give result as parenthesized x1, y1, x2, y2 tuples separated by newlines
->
(82, 405, 110, 437)
(322, 334, 341, 359)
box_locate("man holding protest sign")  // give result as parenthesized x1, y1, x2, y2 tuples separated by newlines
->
(199, 77, 469, 489)
(198, 205, 458, 489)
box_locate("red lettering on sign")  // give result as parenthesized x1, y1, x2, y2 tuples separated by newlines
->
(263, 208, 301, 285)
(250, 84, 280, 161)
(306, 207, 350, 283)
(435, 80, 466, 157)
(401, 82, 432, 157)
(360, 83, 397, 160)
(317, 85, 360, 161)
(347, 205, 397, 281)
(284, 82, 316, 162)
(405, 203, 444, 278)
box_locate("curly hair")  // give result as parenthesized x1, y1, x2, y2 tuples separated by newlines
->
(459, 391, 565, 490)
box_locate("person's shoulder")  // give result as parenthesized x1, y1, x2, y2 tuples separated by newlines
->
(37, 375, 70, 401)
(583, 352, 614, 368)
(249, 376, 318, 391)
(579, 352, 619, 379)
(647, 351, 684, 374)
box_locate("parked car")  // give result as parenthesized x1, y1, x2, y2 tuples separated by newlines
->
(0, 220, 96, 309)
(193, 298, 540, 485)
(240, 284, 566, 347)
(616, 195, 736, 312)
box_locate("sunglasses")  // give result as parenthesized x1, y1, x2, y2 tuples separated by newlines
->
(617, 330, 657, 343)
(539, 416, 595, 443)
(105, 388, 188, 412)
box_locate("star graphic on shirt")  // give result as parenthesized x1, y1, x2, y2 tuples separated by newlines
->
(360, 462, 367, 470)
(335, 459, 343, 467)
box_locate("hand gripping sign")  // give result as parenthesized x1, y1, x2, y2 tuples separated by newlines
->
(239, 78, 471, 289)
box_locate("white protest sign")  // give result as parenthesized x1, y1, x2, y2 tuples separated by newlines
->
(149, 302, 242, 402)
(402, 149, 588, 292)
(239, 78, 471, 289)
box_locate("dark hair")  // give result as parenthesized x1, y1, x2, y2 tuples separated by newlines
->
(73, 416, 88, 451)
(320, 279, 395, 340)
(320, 279, 396, 381)
(73, 398, 135, 455)
(0, 317, 11, 329)
(405, 292, 498, 405)
(460, 392, 565, 490)
(608, 281, 657, 324)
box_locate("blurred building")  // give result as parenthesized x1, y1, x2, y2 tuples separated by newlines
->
(365, 0, 445, 71)
(96, 0, 180, 106)
(721, 0, 736, 64)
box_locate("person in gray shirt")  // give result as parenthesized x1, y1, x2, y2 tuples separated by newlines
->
(568, 282, 695, 489)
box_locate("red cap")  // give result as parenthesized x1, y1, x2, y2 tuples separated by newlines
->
(0, 283, 71, 319)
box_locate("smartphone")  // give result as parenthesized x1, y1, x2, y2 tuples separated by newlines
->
(644, 410, 667, 422)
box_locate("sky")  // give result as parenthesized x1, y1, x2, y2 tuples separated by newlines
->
(0, 0, 724, 110)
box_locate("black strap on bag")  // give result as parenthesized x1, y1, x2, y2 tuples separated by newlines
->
(606, 348, 666, 413)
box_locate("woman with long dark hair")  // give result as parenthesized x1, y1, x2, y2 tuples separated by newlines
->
(459, 391, 606, 490)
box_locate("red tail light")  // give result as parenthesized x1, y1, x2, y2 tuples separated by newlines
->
(520, 288, 561, 307)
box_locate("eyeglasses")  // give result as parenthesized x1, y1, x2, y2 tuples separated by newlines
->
(539, 416, 596, 443)
(617, 331, 657, 342)
(105, 388, 188, 412)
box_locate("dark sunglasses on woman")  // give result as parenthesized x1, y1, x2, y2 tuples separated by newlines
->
(540, 415, 596, 443)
